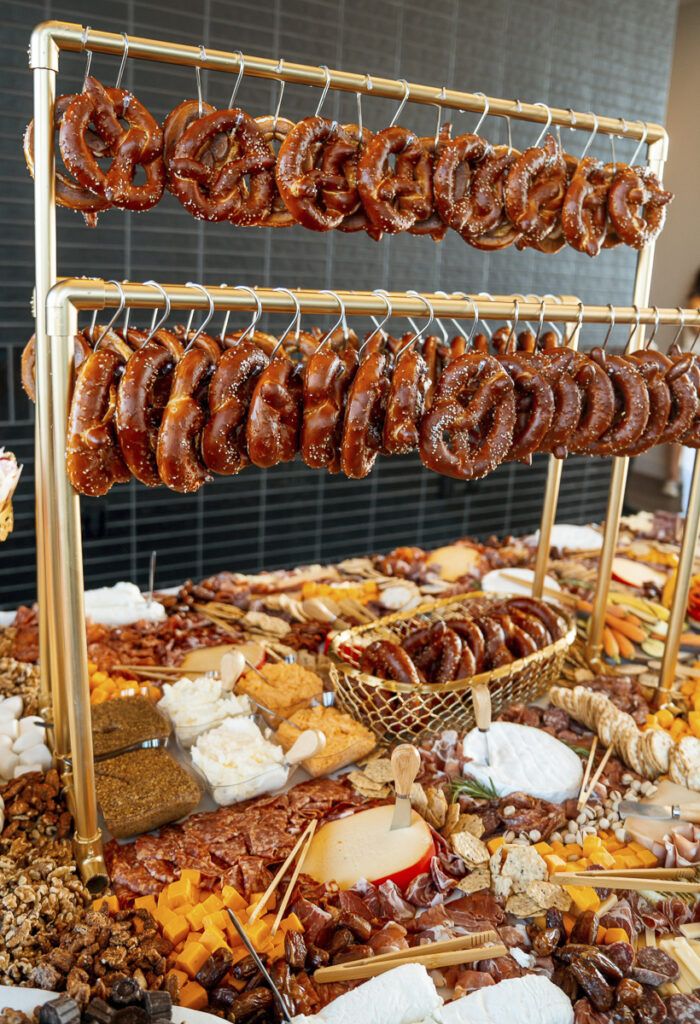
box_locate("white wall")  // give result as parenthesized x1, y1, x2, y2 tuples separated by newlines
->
(643, 0, 700, 479)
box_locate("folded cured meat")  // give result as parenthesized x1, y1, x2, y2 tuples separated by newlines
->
(430, 975, 574, 1024)
(290, 963, 442, 1024)
(461, 722, 582, 804)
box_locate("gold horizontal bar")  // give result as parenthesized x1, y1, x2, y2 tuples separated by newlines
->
(46, 279, 700, 335)
(29, 21, 666, 148)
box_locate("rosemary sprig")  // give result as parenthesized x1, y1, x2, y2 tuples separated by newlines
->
(452, 775, 499, 802)
(565, 742, 593, 758)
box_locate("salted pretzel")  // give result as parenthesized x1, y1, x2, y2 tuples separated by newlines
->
(169, 108, 275, 224)
(246, 354, 304, 467)
(507, 596, 565, 640)
(472, 616, 513, 668)
(201, 340, 269, 474)
(359, 640, 422, 685)
(629, 350, 697, 445)
(618, 351, 672, 457)
(567, 351, 616, 453)
(223, 330, 281, 356)
(156, 334, 221, 493)
(504, 133, 568, 243)
(163, 98, 216, 184)
(584, 350, 650, 456)
(561, 157, 613, 257)
(383, 347, 430, 454)
(24, 94, 112, 226)
(536, 349, 582, 458)
(115, 329, 183, 486)
(432, 133, 491, 235)
(419, 353, 516, 480)
(318, 123, 379, 235)
(488, 611, 538, 659)
(448, 618, 487, 673)
(276, 116, 349, 231)
(678, 350, 700, 449)
(516, 330, 537, 353)
(402, 621, 463, 684)
(608, 165, 673, 250)
(60, 76, 165, 211)
(399, 126, 452, 241)
(340, 350, 392, 478)
(357, 126, 430, 234)
(497, 354, 555, 463)
(507, 607, 549, 647)
(21, 332, 93, 404)
(301, 345, 358, 472)
(457, 145, 521, 250)
(254, 115, 297, 228)
(67, 348, 131, 496)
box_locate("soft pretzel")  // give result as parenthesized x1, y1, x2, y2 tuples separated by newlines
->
(561, 156, 613, 257)
(536, 350, 582, 458)
(432, 133, 491, 235)
(357, 126, 429, 234)
(67, 349, 131, 496)
(319, 123, 380, 236)
(383, 347, 430, 454)
(21, 332, 92, 404)
(169, 108, 275, 224)
(402, 621, 463, 684)
(447, 618, 487, 672)
(115, 330, 183, 486)
(399, 126, 451, 241)
(246, 355, 304, 467)
(254, 115, 297, 227)
(567, 351, 616, 453)
(163, 98, 216, 185)
(201, 340, 269, 474)
(340, 350, 392, 478)
(608, 165, 673, 249)
(620, 351, 672, 457)
(505, 133, 568, 242)
(156, 335, 220, 493)
(276, 116, 348, 231)
(507, 607, 549, 647)
(24, 94, 112, 226)
(489, 611, 538, 659)
(472, 616, 513, 668)
(497, 354, 555, 462)
(585, 351, 650, 456)
(359, 640, 422, 685)
(301, 346, 358, 471)
(507, 596, 565, 640)
(633, 351, 697, 445)
(60, 76, 165, 211)
(679, 354, 700, 449)
(419, 353, 516, 480)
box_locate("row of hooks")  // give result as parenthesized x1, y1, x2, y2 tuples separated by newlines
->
(78, 25, 652, 163)
(88, 281, 699, 362)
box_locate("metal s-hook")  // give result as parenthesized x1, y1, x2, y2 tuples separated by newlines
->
(579, 112, 599, 160)
(315, 290, 346, 352)
(645, 306, 661, 350)
(81, 25, 93, 88)
(572, 300, 585, 347)
(361, 290, 393, 354)
(272, 60, 286, 132)
(473, 91, 489, 135)
(396, 292, 435, 357)
(143, 281, 171, 345)
(195, 45, 207, 117)
(630, 121, 648, 166)
(389, 79, 410, 127)
(533, 101, 553, 147)
(433, 87, 446, 147)
(624, 304, 642, 354)
(94, 281, 126, 349)
(271, 288, 301, 357)
(114, 33, 129, 90)
(227, 50, 246, 108)
(504, 298, 520, 352)
(232, 285, 262, 343)
(315, 65, 332, 117)
(671, 306, 687, 350)
(184, 283, 215, 351)
(600, 303, 616, 352)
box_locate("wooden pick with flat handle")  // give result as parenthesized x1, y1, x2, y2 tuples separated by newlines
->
(472, 682, 493, 765)
(284, 729, 326, 766)
(390, 743, 421, 831)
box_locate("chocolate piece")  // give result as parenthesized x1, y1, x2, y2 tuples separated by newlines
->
(110, 979, 143, 1007)
(84, 1000, 114, 1024)
(39, 998, 81, 1024)
(141, 992, 172, 1020)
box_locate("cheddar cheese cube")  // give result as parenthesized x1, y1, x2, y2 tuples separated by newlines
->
(179, 982, 208, 1011)
(280, 913, 304, 934)
(221, 885, 247, 911)
(180, 868, 201, 887)
(163, 914, 190, 947)
(186, 903, 208, 932)
(134, 895, 157, 914)
(200, 927, 229, 953)
(582, 836, 603, 858)
(245, 919, 271, 951)
(201, 894, 224, 915)
(533, 842, 552, 856)
(589, 849, 616, 870)
(637, 848, 659, 867)
(544, 854, 567, 873)
(175, 941, 210, 979)
(202, 910, 229, 932)
(487, 837, 505, 855)
(563, 885, 600, 914)
(167, 878, 194, 908)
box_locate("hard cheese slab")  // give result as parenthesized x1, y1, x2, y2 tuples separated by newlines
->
(625, 779, 698, 844)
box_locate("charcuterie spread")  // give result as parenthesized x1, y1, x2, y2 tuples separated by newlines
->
(4, 515, 700, 1022)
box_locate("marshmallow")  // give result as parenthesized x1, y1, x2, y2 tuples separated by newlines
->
(14, 763, 42, 778)
(0, 719, 19, 740)
(18, 715, 44, 735)
(0, 751, 19, 780)
(0, 696, 22, 719)
(18, 744, 52, 771)
(13, 727, 45, 753)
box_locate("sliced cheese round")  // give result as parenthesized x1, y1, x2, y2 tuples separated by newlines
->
(290, 963, 441, 1024)
(437, 975, 574, 1024)
(461, 722, 583, 805)
(303, 805, 435, 890)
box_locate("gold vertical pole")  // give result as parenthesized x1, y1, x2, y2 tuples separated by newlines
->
(586, 136, 668, 666)
(31, 51, 68, 751)
(49, 306, 107, 892)
(532, 318, 579, 598)
(658, 451, 700, 697)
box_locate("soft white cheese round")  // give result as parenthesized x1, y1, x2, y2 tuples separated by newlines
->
(436, 975, 574, 1024)
(533, 523, 603, 552)
(292, 963, 441, 1024)
(462, 721, 582, 804)
(84, 582, 167, 627)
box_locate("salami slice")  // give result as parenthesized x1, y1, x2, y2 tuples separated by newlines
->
(629, 966, 669, 988)
(666, 994, 700, 1024)
(635, 947, 680, 982)
(637, 989, 669, 1024)
(601, 941, 635, 975)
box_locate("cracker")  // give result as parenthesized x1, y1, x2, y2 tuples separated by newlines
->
(363, 758, 394, 784)
(410, 782, 429, 817)
(501, 845, 548, 891)
(526, 880, 572, 913)
(455, 813, 486, 839)
(492, 874, 513, 902)
(456, 866, 491, 895)
(506, 894, 543, 919)
(450, 831, 490, 865)
(443, 802, 461, 837)
(669, 746, 690, 788)
(424, 787, 449, 829)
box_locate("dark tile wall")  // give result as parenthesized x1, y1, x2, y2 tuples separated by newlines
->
(0, 0, 678, 604)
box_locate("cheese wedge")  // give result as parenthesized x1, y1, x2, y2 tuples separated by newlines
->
(302, 805, 435, 890)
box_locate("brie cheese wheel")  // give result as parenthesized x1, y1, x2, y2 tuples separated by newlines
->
(462, 722, 582, 805)
(84, 582, 167, 627)
(434, 976, 574, 1024)
(534, 523, 603, 552)
(291, 963, 441, 1024)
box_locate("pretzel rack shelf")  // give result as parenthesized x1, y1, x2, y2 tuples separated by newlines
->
(28, 21, 691, 886)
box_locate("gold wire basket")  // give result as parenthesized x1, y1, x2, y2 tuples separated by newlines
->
(329, 592, 576, 742)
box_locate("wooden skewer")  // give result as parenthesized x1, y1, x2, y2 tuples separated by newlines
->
(577, 736, 598, 810)
(315, 943, 508, 983)
(271, 819, 317, 936)
(499, 572, 575, 605)
(325, 930, 499, 972)
(574, 866, 696, 879)
(579, 744, 613, 807)
(560, 875, 700, 894)
(247, 821, 316, 924)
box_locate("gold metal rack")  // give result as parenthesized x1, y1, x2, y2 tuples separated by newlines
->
(28, 20, 685, 884)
